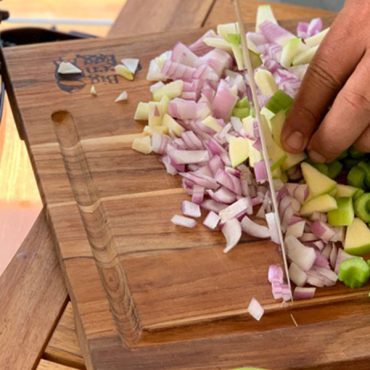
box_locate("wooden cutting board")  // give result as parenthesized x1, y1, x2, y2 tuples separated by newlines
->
(2, 18, 369, 370)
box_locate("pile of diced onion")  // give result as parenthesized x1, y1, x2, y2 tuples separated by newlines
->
(131, 7, 350, 308)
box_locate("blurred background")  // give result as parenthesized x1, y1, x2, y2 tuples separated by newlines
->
(279, 0, 344, 11)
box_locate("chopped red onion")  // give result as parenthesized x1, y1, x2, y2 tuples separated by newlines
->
(172, 42, 201, 68)
(268, 265, 284, 284)
(329, 244, 338, 269)
(311, 221, 336, 243)
(286, 220, 305, 238)
(293, 287, 316, 300)
(208, 187, 237, 204)
(171, 215, 197, 228)
(241, 215, 270, 239)
(201, 199, 228, 213)
(289, 262, 307, 287)
(254, 160, 268, 184)
(168, 148, 209, 165)
(188, 30, 216, 56)
(285, 235, 316, 271)
(212, 80, 238, 121)
(168, 98, 198, 119)
(266, 212, 280, 244)
(219, 198, 252, 223)
(191, 185, 205, 204)
(200, 49, 233, 77)
(182, 200, 201, 218)
(334, 248, 353, 274)
(203, 211, 221, 230)
(247, 297, 264, 321)
(222, 219, 242, 253)
(307, 18, 323, 36)
(314, 250, 330, 269)
(151, 133, 169, 154)
(300, 233, 318, 243)
(321, 244, 332, 259)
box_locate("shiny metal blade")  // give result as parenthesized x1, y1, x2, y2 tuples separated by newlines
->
(233, 0, 292, 299)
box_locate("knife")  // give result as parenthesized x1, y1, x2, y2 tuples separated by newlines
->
(233, 0, 292, 299)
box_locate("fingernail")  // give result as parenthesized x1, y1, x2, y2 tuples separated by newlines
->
(286, 131, 305, 151)
(309, 150, 327, 163)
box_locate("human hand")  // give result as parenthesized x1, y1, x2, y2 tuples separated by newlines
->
(282, 0, 370, 163)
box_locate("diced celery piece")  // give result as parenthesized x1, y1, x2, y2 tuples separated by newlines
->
(163, 114, 184, 137)
(256, 5, 277, 32)
(354, 193, 370, 223)
(232, 107, 250, 119)
(203, 37, 232, 52)
(236, 97, 250, 109)
(134, 102, 149, 121)
(348, 166, 366, 189)
(305, 28, 330, 48)
(132, 136, 152, 154)
(292, 45, 319, 66)
(270, 110, 286, 146)
(217, 23, 239, 39)
(265, 90, 294, 114)
(225, 33, 241, 46)
(349, 147, 365, 159)
(153, 80, 183, 101)
(280, 37, 302, 68)
(338, 257, 370, 288)
(327, 160, 343, 179)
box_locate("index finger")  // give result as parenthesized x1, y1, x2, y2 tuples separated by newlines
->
(281, 10, 365, 153)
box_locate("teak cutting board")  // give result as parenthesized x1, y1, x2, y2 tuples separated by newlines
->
(2, 18, 370, 370)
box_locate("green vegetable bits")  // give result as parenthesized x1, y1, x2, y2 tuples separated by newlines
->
(338, 257, 370, 289)
(354, 193, 370, 223)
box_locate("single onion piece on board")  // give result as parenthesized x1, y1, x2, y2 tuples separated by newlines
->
(293, 287, 316, 300)
(182, 200, 201, 218)
(171, 215, 197, 228)
(203, 211, 221, 230)
(222, 219, 242, 253)
(247, 297, 264, 321)
(241, 215, 270, 239)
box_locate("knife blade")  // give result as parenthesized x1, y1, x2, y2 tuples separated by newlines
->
(233, 0, 292, 300)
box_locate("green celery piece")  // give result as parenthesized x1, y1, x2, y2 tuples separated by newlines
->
(338, 257, 370, 289)
(265, 90, 294, 114)
(327, 160, 343, 179)
(236, 97, 250, 109)
(349, 147, 365, 159)
(357, 161, 370, 189)
(348, 166, 366, 189)
(310, 162, 329, 177)
(249, 50, 262, 69)
(354, 188, 365, 201)
(354, 193, 370, 223)
(343, 158, 359, 171)
(338, 150, 348, 160)
(225, 33, 241, 46)
(232, 107, 250, 119)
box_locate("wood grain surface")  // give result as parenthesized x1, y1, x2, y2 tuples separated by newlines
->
(5, 13, 370, 369)
(0, 210, 68, 370)
(43, 303, 85, 369)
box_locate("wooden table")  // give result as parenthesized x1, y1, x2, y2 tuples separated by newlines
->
(3, 1, 358, 369)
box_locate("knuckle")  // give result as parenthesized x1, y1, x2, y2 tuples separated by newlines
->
(308, 59, 342, 92)
(342, 89, 370, 113)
